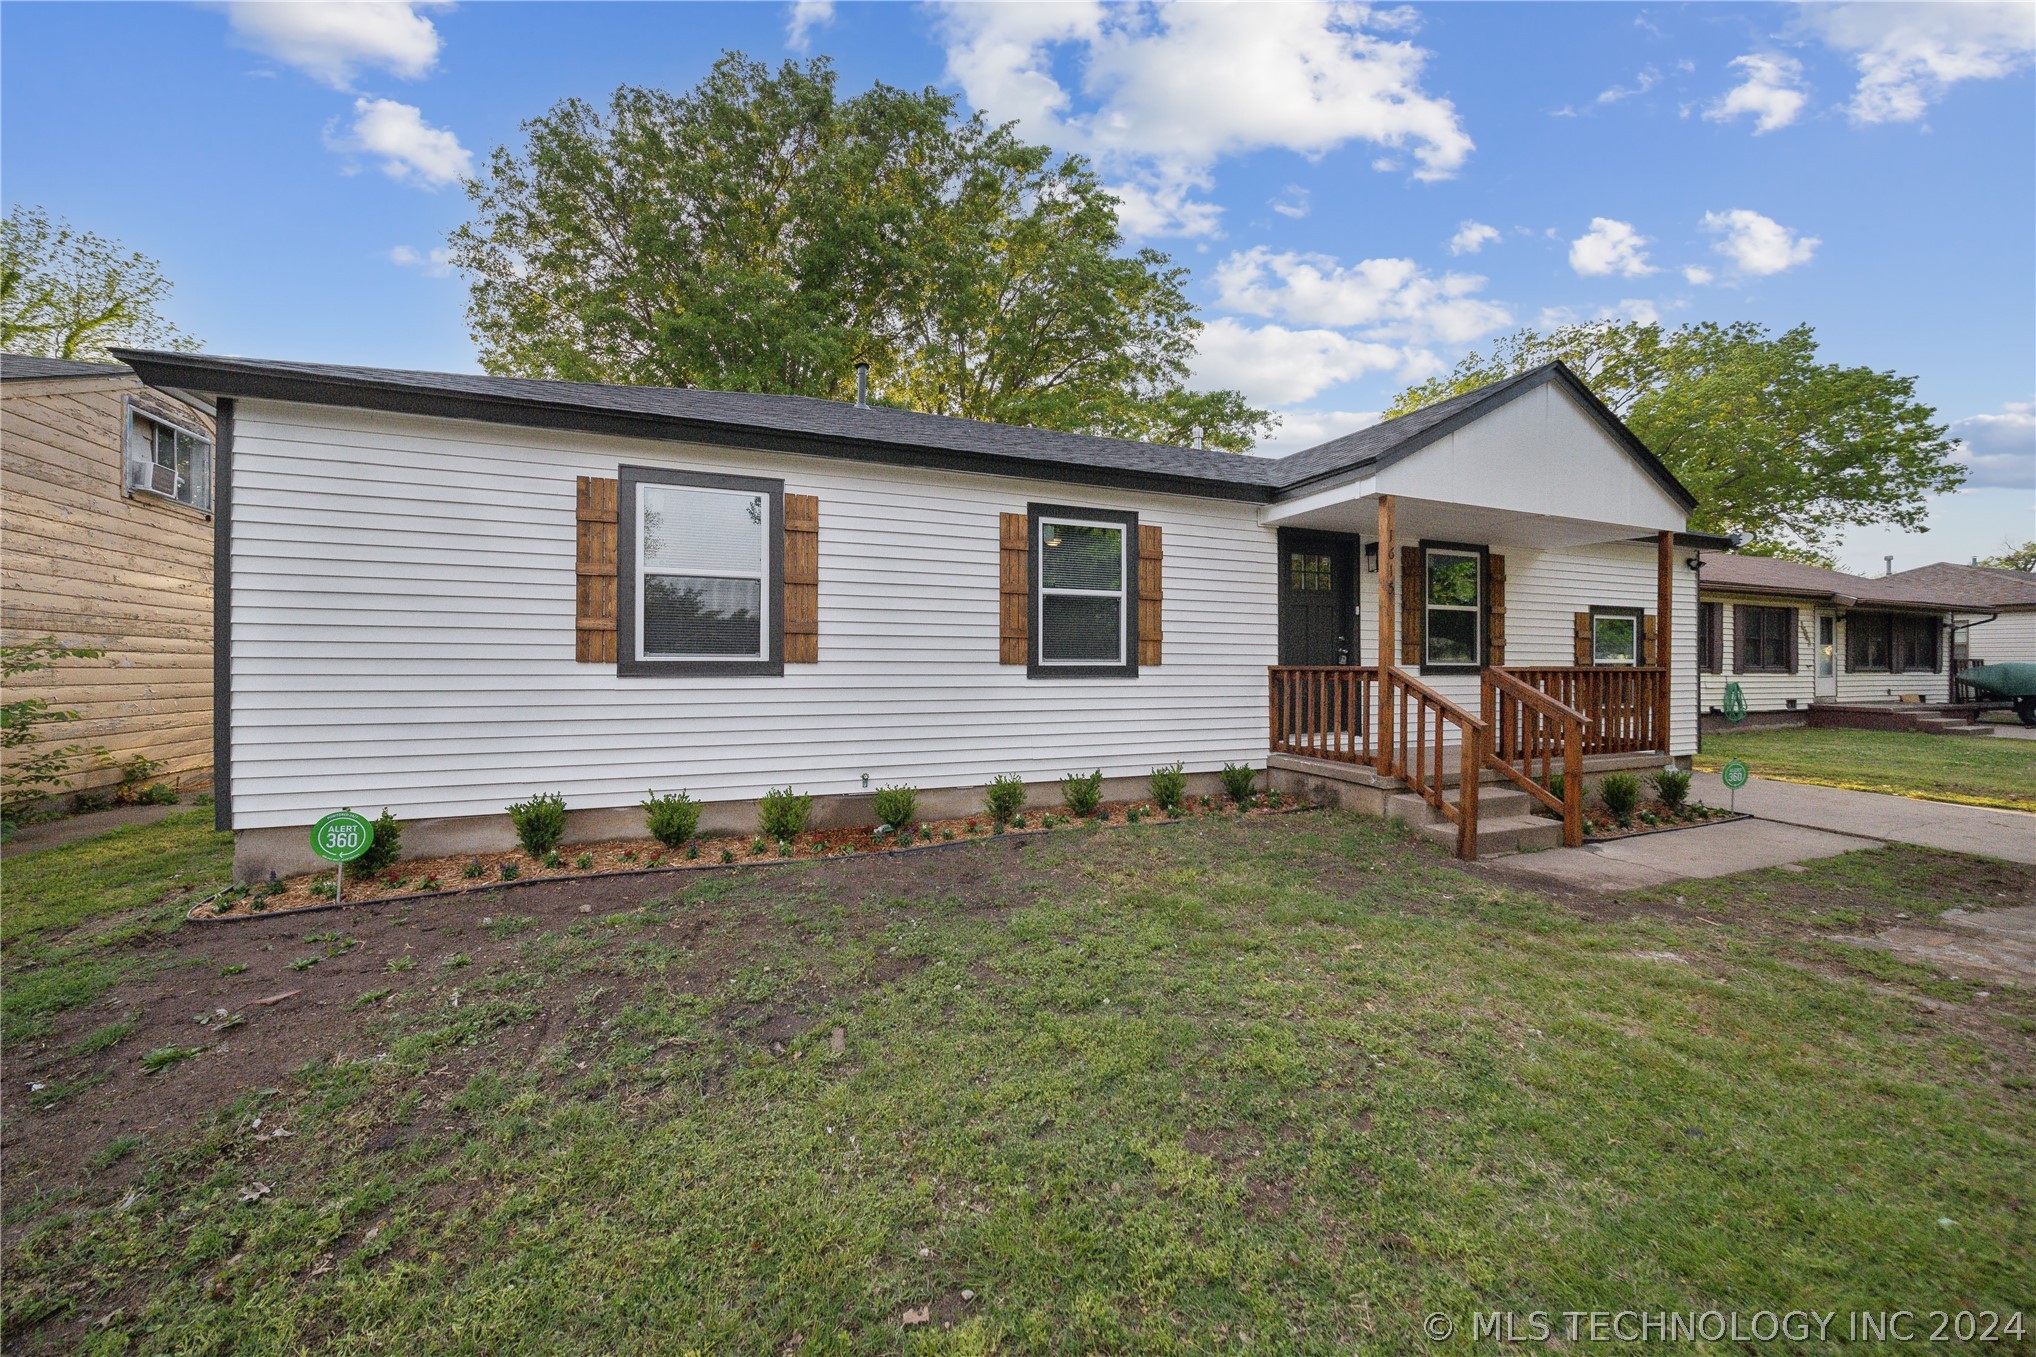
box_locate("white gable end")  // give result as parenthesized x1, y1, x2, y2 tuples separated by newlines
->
(1376, 381, 1686, 533)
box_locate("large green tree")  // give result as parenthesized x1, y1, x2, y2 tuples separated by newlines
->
(1976, 542, 2036, 573)
(450, 54, 1273, 450)
(1386, 322, 1962, 562)
(0, 206, 200, 360)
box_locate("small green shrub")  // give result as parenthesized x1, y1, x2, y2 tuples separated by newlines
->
(499, 861, 520, 881)
(985, 773, 1026, 825)
(1060, 769, 1104, 817)
(642, 790, 702, 848)
(112, 754, 166, 806)
(461, 857, 485, 879)
(139, 783, 179, 806)
(1598, 772, 1642, 825)
(720, 847, 735, 864)
(575, 852, 594, 870)
(871, 784, 918, 829)
(540, 849, 561, 869)
(1219, 763, 1258, 805)
(758, 787, 813, 841)
(1652, 766, 1692, 813)
(1149, 762, 1188, 814)
(351, 807, 402, 875)
(1547, 772, 1567, 803)
(507, 791, 567, 857)
(684, 843, 698, 860)
(750, 836, 768, 857)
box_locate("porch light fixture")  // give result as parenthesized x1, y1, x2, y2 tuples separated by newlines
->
(1363, 542, 1379, 573)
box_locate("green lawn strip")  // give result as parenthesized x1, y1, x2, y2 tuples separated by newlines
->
(4, 817, 2029, 1353)
(1696, 726, 2036, 813)
(2, 810, 232, 1048)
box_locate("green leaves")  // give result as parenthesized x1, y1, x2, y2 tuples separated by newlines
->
(1386, 321, 1962, 561)
(0, 205, 201, 359)
(451, 54, 1271, 451)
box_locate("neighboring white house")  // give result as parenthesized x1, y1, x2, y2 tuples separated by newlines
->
(118, 350, 1714, 874)
(1695, 553, 1979, 727)
(1883, 562, 2036, 672)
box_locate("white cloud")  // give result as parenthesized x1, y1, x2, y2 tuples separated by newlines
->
(1270, 185, 1312, 219)
(937, 1, 1474, 237)
(1249, 407, 1385, 458)
(786, 0, 833, 52)
(1799, 2, 2035, 124)
(1211, 247, 1513, 346)
(1108, 177, 1226, 238)
(1948, 400, 2036, 490)
(1597, 66, 1661, 105)
(1449, 220, 1500, 255)
(1703, 53, 1810, 133)
(388, 243, 453, 276)
(332, 97, 472, 188)
(1682, 264, 1714, 286)
(1607, 298, 1661, 325)
(221, 1, 444, 89)
(1702, 208, 1819, 275)
(1189, 318, 1409, 407)
(1568, 217, 1655, 277)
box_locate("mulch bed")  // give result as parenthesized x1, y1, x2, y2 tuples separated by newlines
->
(1576, 802, 1745, 842)
(191, 796, 1312, 922)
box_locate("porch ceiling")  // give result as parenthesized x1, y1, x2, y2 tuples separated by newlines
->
(1263, 490, 1659, 550)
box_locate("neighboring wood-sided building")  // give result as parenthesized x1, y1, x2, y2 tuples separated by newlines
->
(117, 350, 1720, 874)
(1, 353, 216, 805)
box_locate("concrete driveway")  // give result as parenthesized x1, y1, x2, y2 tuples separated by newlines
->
(1689, 771, 2036, 865)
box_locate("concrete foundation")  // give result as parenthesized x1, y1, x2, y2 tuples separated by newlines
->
(229, 770, 1232, 883)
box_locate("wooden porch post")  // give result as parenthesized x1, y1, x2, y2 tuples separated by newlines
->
(1656, 530, 1674, 754)
(1377, 494, 1397, 775)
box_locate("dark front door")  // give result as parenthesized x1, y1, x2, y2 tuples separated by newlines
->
(1279, 532, 1358, 665)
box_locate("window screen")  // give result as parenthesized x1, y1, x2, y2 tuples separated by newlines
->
(1038, 519, 1125, 664)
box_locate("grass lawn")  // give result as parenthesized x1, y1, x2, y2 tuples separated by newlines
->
(1697, 725, 2036, 813)
(3, 809, 2032, 1353)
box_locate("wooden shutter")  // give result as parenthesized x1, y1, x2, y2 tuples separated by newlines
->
(999, 512, 1029, 665)
(1486, 553, 1506, 666)
(576, 475, 618, 664)
(784, 493, 819, 664)
(1642, 613, 1658, 665)
(1573, 612, 1593, 666)
(1137, 524, 1163, 666)
(1399, 546, 1423, 666)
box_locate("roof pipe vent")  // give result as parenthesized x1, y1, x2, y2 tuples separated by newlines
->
(854, 361, 869, 410)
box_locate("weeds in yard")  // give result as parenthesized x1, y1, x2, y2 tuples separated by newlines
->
(139, 1046, 201, 1074)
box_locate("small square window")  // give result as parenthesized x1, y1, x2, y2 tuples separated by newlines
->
(1591, 610, 1640, 666)
(124, 403, 212, 512)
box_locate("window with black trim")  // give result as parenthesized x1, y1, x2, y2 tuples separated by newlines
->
(1737, 605, 1793, 673)
(1030, 504, 1139, 678)
(618, 465, 783, 677)
(1847, 611, 1939, 673)
(1698, 602, 1723, 673)
(125, 402, 212, 512)
(1423, 545, 1483, 671)
(1590, 608, 1643, 666)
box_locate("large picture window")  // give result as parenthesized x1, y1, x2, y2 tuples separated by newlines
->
(619, 466, 783, 676)
(1847, 612, 1939, 673)
(1029, 504, 1139, 678)
(1423, 545, 1484, 671)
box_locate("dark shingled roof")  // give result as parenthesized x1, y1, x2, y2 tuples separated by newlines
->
(1, 353, 131, 382)
(1882, 562, 2036, 610)
(1698, 552, 1991, 612)
(111, 349, 1697, 508)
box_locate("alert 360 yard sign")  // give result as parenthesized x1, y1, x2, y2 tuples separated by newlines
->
(311, 809, 374, 864)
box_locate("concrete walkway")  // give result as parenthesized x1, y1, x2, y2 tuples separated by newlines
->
(2, 799, 193, 856)
(1487, 817, 1877, 893)
(1689, 771, 2036, 865)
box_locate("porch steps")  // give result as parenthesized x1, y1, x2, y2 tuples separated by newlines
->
(1389, 785, 1565, 857)
(1910, 714, 1997, 737)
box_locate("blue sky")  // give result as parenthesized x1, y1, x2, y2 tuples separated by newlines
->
(4, 1, 2030, 569)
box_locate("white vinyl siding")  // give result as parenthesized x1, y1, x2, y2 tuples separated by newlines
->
(1962, 610, 2036, 667)
(1698, 593, 1958, 710)
(224, 401, 1277, 828)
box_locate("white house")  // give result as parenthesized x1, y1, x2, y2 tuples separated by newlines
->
(1695, 553, 1993, 731)
(117, 350, 1716, 873)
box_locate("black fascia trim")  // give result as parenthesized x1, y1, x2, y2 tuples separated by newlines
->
(212, 399, 234, 832)
(1416, 538, 1490, 677)
(113, 357, 1275, 505)
(616, 464, 785, 678)
(1027, 502, 1140, 680)
(1586, 604, 1646, 667)
(1271, 364, 1700, 513)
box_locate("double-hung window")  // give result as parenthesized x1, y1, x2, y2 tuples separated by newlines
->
(1590, 608, 1642, 665)
(1422, 545, 1484, 671)
(1030, 504, 1138, 677)
(1737, 605, 1794, 673)
(619, 466, 783, 676)
(124, 402, 212, 512)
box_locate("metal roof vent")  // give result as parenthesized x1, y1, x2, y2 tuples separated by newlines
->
(854, 361, 869, 409)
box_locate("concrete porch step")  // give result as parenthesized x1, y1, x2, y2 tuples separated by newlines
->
(1912, 717, 1996, 737)
(1384, 784, 1536, 824)
(1417, 812, 1564, 857)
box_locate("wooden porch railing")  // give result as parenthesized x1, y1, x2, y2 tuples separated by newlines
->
(1268, 665, 1378, 765)
(1498, 666, 1668, 755)
(1481, 667, 1584, 847)
(1383, 668, 1485, 860)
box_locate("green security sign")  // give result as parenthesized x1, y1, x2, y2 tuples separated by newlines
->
(311, 809, 374, 864)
